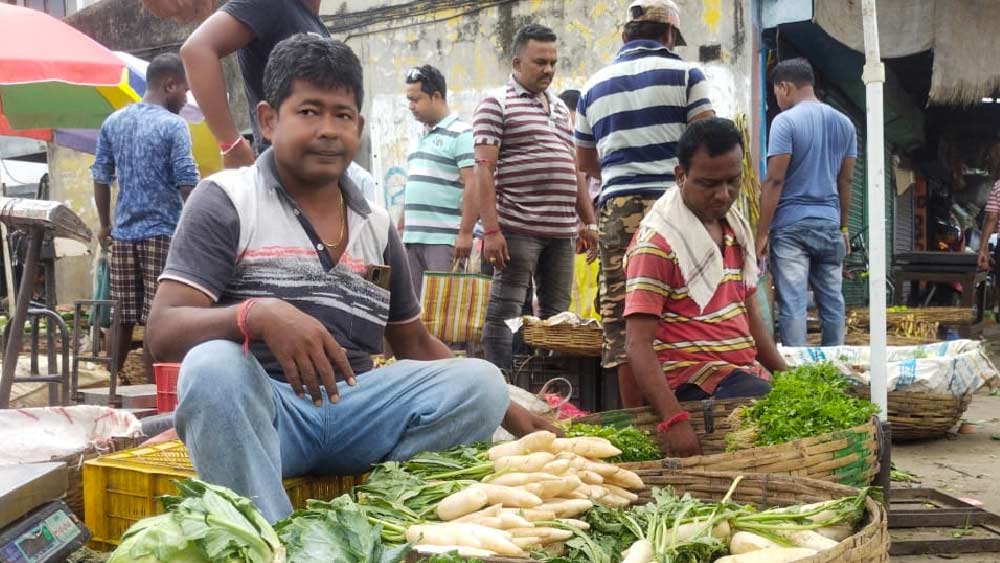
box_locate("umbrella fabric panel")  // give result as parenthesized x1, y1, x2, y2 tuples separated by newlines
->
(0, 4, 124, 86)
(1, 80, 126, 130)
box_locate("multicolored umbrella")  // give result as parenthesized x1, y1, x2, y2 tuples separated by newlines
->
(0, 4, 140, 133)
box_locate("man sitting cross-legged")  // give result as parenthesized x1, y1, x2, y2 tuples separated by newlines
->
(146, 34, 554, 523)
(624, 118, 786, 460)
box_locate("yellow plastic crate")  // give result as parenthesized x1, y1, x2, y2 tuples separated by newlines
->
(83, 440, 363, 551)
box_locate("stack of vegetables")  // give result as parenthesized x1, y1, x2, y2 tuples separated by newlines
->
(418, 478, 877, 563)
(725, 362, 880, 452)
(104, 422, 879, 563)
(616, 477, 876, 563)
(357, 430, 646, 558)
(108, 480, 286, 563)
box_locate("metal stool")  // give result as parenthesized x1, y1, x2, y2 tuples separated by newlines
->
(0, 308, 70, 405)
(0, 198, 91, 409)
(71, 299, 120, 405)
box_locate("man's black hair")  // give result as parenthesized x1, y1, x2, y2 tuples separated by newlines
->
(512, 23, 557, 56)
(770, 57, 815, 87)
(146, 53, 186, 88)
(405, 64, 447, 101)
(558, 89, 581, 112)
(677, 117, 744, 171)
(264, 33, 364, 110)
(623, 20, 671, 43)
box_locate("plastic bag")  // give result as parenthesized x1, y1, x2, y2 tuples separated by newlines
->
(90, 248, 111, 328)
(569, 254, 601, 321)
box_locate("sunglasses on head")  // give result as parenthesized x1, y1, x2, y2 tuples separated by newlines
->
(406, 67, 424, 82)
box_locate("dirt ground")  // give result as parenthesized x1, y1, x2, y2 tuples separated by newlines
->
(890, 393, 1000, 562)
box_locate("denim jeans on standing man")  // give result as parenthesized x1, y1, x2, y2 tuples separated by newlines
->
(174, 340, 509, 523)
(769, 218, 847, 346)
(482, 234, 576, 373)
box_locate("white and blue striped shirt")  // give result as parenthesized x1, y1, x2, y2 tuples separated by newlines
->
(576, 40, 713, 206)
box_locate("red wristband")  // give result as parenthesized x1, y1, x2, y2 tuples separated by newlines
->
(236, 298, 259, 355)
(656, 411, 691, 433)
(484, 228, 501, 237)
(220, 136, 247, 156)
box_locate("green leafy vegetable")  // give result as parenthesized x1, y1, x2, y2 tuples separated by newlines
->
(108, 479, 284, 563)
(275, 496, 408, 563)
(727, 362, 880, 450)
(352, 461, 474, 543)
(564, 423, 660, 463)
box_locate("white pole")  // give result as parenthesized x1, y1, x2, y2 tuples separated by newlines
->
(861, 0, 888, 420)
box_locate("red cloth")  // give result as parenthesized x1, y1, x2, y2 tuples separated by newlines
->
(624, 224, 766, 394)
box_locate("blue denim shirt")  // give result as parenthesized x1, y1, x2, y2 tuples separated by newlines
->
(91, 103, 200, 241)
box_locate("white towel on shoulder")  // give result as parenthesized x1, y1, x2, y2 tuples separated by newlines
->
(638, 189, 758, 312)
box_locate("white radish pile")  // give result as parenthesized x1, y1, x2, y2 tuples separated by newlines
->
(410, 430, 645, 558)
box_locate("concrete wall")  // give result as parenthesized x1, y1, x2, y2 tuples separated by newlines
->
(46, 144, 99, 305)
(327, 0, 756, 223)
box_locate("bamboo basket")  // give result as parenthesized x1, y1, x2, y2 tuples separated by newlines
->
(575, 399, 752, 455)
(847, 306, 975, 327)
(849, 387, 972, 440)
(619, 420, 880, 489)
(409, 471, 889, 563)
(522, 318, 602, 357)
(58, 435, 143, 520)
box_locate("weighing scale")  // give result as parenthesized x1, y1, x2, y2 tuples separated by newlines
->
(0, 463, 89, 563)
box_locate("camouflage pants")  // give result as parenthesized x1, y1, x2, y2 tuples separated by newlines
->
(599, 194, 660, 368)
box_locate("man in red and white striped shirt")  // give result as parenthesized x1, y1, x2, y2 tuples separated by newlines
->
(978, 179, 1000, 271)
(474, 23, 599, 372)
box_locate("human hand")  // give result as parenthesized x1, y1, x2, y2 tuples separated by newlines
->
(656, 421, 702, 458)
(140, 427, 178, 447)
(223, 139, 257, 169)
(98, 226, 112, 250)
(755, 233, 769, 259)
(578, 226, 600, 263)
(843, 231, 852, 257)
(484, 231, 510, 270)
(454, 232, 473, 261)
(502, 402, 565, 438)
(142, 0, 214, 23)
(978, 250, 992, 272)
(248, 298, 357, 406)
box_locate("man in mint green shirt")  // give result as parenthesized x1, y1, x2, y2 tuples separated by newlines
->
(402, 65, 477, 296)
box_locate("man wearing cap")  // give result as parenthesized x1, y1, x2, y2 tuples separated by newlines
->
(576, 0, 714, 407)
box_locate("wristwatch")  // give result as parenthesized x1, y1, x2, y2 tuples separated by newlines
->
(584, 223, 599, 234)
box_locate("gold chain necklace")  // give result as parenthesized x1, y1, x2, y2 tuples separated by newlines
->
(320, 189, 347, 250)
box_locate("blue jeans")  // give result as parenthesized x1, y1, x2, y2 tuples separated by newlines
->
(674, 370, 773, 401)
(482, 235, 576, 372)
(769, 219, 846, 346)
(174, 340, 509, 522)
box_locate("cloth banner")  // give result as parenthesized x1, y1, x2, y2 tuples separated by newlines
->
(420, 266, 492, 344)
(0, 405, 142, 464)
(569, 254, 601, 321)
(814, 0, 1000, 105)
(814, 0, 933, 59)
(780, 339, 999, 396)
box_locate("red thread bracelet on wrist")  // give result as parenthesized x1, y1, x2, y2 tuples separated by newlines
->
(236, 298, 259, 355)
(656, 411, 690, 433)
(220, 136, 246, 156)
(484, 228, 501, 236)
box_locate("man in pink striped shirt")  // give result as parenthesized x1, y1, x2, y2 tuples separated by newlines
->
(473, 23, 599, 372)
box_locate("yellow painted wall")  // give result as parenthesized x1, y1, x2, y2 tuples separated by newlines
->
(46, 143, 100, 305)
